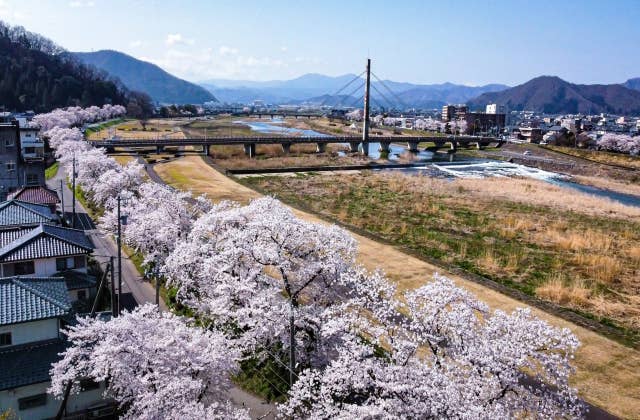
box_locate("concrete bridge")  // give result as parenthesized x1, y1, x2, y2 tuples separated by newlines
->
(92, 135, 502, 158)
(203, 109, 324, 119)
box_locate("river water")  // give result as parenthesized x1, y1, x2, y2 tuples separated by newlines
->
(236, 119, 640, 208)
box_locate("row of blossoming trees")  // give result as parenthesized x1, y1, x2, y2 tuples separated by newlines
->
(597, 133, 640, 155)
(36, 106, 585, 419)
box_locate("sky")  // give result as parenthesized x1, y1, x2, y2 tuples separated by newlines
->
(1, 0, 639, 86)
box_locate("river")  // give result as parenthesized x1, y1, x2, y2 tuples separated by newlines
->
(236, 119, 640, 208)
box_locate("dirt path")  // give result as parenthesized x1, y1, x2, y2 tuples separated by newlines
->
(154, 155, 639, 419)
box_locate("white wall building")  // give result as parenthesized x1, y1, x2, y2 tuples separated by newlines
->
(0, 277, 114, 419)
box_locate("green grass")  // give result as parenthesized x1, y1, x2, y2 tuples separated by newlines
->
(85, 118, 125, 135)
(233, 348, 291, 403)
(45, 162, 59, 180)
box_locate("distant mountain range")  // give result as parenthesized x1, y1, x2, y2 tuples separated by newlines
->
(468, 76, 640, 115)
(624, 78, 640, 91)
(73, 50, 216, 105)
(200, 74, 509, 109)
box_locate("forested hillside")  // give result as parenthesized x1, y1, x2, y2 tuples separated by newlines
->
(0, 21, 127, 112)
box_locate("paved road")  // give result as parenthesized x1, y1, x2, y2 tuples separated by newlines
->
(47, 169, 168, 312)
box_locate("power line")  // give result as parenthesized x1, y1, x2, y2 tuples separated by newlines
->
(371, 71, 409, 110)
(320, 71, 366, 108)
(370, 84, 395, 109)
(334, 81, 366, 109)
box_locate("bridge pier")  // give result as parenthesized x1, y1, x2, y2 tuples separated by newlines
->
(281, 143, 291, 154)
(349, 142, 360, 153)
(407, 141, 419, 153)
(361, 142, 369, 156)
(379, 142, 390, 153)
(243, 143, 256, 158)
(156, 145, 164, 154)
(450, 141, 458, 152)
(316, 143, 327, 153)
(203, 145, 211, 156)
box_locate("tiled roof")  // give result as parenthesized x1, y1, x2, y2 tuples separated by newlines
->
(0, 224, 94, 262)
(8, 186, 60, 206)
(0, 199, 57, 226)
(0, 277, 70, 325)
(57, 270, 97, 290)
(0, 338, 67, 390)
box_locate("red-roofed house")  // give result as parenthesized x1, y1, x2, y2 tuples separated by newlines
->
(8, 186, 60, 213)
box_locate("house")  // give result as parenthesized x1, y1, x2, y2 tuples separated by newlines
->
(9, 186, 60, 213)
(0, 277, 113, 419)
(0, 120, 46, 200)
(0, 199, 58, 227)
(0, 224, 95, 302)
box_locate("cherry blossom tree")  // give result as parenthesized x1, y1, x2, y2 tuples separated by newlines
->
(100, 182, 199, 266)
(281, 271, 584, 419)
(597, 133, 640, 155)
(72, 148, 120, 193)
(90, 160, 144, 208)
(33, 104, 126, 131)
(50, 304, 249, 420)
(449, 119, 468, 135)
(162, 197, 357, 367)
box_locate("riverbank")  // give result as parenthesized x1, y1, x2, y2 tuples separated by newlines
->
(151, 155, 640, 418)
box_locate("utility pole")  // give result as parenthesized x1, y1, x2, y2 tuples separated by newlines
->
(59, 179, 65, 226)
(289, 301, 296, 387)
(71, 154, 77, 229)
(362, 58, 371, 157)
(110, 256, 116, 316)
(154, 264, 160, 310)
(116, 195, 126, 316)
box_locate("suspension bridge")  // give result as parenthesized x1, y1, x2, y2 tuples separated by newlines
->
(93, 59, 501, 157)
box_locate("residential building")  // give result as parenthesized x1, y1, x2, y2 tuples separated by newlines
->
(0, 199, 58, 227)
(0, 120, 46, 200)
(462, 112, 506, 135)
(0, 224, 95, 302)
(19, 125, 46, 187)
(0, 121, 21, 200)
(518, 127, 544, 143)
(0, 277, 113, 419)
(441, 104, 468, 122)
(8, 186, 61, 213)
(485, 103, 506, 114)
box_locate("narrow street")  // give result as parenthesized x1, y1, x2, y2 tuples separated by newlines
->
(46, 167, 168, 311)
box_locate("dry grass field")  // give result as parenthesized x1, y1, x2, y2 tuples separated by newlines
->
(151, 156, 640, 418)
(245, 172, 640, 340)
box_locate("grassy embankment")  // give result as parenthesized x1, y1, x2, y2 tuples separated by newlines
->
(545, 145, 640, 170)
(84, 118, 126, 137)
(45, 162, 59, 180)
(242, 172, 640, 347)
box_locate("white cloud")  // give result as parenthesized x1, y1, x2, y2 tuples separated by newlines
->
(165, 33, 195, 46)
(280, 46, 288, 52)
(69, 0, 95, 7)
(0, 0, 29, 20)
(142, 47, 289, 81)
(218, 45, 238, 56)
(129, 40, 143, 48)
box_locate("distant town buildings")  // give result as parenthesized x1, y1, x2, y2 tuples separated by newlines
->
(441, 104, 468, 122)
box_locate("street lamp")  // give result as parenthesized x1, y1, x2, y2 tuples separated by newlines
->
(115, 194, 128, 316)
